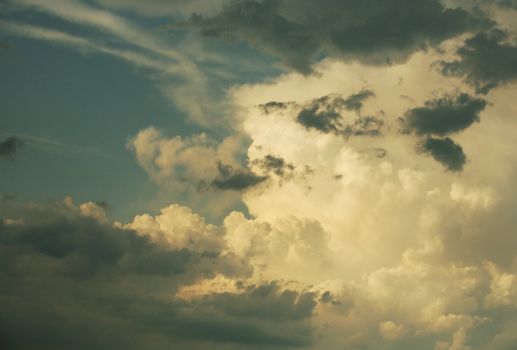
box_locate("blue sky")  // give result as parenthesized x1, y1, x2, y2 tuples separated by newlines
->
(0, 1, 280, 221)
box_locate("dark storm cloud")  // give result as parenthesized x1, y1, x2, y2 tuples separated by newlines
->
(439, 29, 517, 94)
(0, 200, 319, 350)
(187, 0, 491, 72)
(419, 136, 467, 171)
(402, 93, 487, 136)
(0, 136, 23, 159)
(211, 163, 268, 190)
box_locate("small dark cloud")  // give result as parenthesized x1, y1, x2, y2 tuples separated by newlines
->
(95, 200, 109, 209)
(401, 93, 487, 136)
(211, 163, 267, 190)
(419, 136, 467, 171)
(254, 154, 295, 177)
(187, 0, 491, 73)
(439, 29, 517, 94)
(297, 105, 342, 133)
(342, 89, 375, 112)
(293, 94, 384, 138)
(259, 101, 292, 114)
(343, 115, 383, 138)
(0, 136, 23, 160)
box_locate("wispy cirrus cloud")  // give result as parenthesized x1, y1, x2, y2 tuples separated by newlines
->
(1, 0, 229, 127)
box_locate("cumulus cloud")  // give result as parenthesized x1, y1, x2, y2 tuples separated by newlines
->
(3, 2, 517, 349)
(0, 198, 324, 350)
(127, 126, 266, 192)
(188, 0, 491, 72)
(214, 51, 517, 348)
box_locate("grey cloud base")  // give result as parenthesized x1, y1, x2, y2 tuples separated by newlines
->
(187, 0, 491, 72)
(0, 200, 318, 350)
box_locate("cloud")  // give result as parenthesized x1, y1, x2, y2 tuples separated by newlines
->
(252, 154, 295, 177)
(92, 0, 226, 16)
(127, 126, 266, 192)
(3, 3, 517, 349)
(232, 53, 517, 280)
(210, 163, 268, 191)
(440, 29, 517, 94)
(259, 93, 384, 138)
(0, 198, 321, 350)
(399, 93, 486, 171)
(0, 20, 170, 71)
(497, 0, 517, 8)
(418, 136, 467, 171)
(188, 0, 491, 72)
(297, 104, 341, 134)
(341, 89, 375, 112)
(0, 1, 228, 126)
(0, 136, 23, 159)
(401, 93, 487, 136)
(12, 0, 183, 60)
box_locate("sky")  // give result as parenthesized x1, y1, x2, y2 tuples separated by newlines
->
(1, 0, 517, 349)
